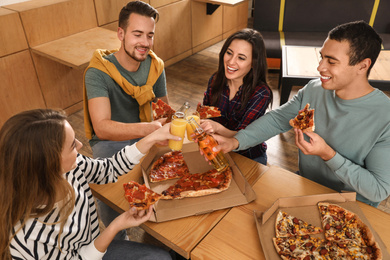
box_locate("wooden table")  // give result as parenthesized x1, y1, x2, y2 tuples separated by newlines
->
(191, 165, 390, 259)
(90, 151, 268, 259)
(279, 45, 390, 105)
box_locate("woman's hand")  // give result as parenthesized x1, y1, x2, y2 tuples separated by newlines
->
(136, 123, 181, 153)
(94, 206, 154, 253)
(112, 206, 154, 230)
(200, 119, 221, 134)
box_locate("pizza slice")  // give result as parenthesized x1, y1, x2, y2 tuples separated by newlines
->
(289, 103, 315, 132)
(149, 151, 190, 183)
(152, 98, 176, 122)
(318, 202, 382, 258)
(275, 211, 323, 238)
(123, 181, 162, 210)
(196, 102, 222, 119)
(161, 167, 232, 199)
(318, 202, 359, 243)
(273, 235, 333, 260)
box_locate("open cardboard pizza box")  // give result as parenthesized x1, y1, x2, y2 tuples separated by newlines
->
(140, 142, 256, 222)
(253, 192, 390, 259)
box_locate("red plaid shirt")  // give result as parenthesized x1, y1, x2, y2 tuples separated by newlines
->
(203, 75, 271, 159)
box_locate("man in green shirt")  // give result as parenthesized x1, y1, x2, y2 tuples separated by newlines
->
(213, 21, 390, 207)
(84, 1, 168, 159)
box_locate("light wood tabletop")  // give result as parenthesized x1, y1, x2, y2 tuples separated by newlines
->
(191, 165, 390, 259)
(89, 151, 268, 259)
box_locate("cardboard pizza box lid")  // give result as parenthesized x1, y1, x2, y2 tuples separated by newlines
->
(140, 142, 256, 222)
(253, 192, 390, 259)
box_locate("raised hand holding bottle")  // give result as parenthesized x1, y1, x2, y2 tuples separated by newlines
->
(188, 117, 229, 171)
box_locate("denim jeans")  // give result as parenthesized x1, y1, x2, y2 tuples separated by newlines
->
(92, 139, 140, 240)
(252, 152, 268, 165)
(103, 240, 172, 260)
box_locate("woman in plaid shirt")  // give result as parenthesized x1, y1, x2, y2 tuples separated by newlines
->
(202, 28, 272, 165)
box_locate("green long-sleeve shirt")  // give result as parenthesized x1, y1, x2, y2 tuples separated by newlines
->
(235, 79, 390, 206)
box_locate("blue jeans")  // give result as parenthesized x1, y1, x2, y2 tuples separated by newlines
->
(103, 240, 172, 260)
(92, 139, 140, 240)
(252, 152, 267, 165)
(92, 139, 140, 158)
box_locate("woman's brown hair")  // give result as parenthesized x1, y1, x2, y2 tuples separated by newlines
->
(210, 28, 272, 111)
(0, 109, 75, 259)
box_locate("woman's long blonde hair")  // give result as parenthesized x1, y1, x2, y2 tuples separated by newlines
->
(0, 109, 75, 259)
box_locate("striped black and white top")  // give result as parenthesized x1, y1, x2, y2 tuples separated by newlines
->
(10, 144, 144, 260)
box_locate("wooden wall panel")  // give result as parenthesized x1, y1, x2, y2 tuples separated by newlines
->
(0, 51, 46, 127)
(191, 1, 222, 48)
(154, 0, 192, 62)
(94, 0, 128, 26)
(31, 53, 84, 110)
(0, 8, 28, 56)
(150, 0, 179, 8)
(6, 0, 97, 47)
(222, 1, 248, 38)
(100, 22, 118, 32)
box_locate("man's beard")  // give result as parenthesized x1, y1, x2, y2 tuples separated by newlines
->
(123, 38, 149, 62)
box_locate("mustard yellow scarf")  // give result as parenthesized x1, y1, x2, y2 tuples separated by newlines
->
(83, 49, 164, 139)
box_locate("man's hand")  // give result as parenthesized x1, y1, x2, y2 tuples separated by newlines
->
(210, 134, 239, 154)
(294, 128, 336, 161)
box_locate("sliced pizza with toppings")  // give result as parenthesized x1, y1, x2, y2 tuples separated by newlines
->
(275, 211, 323, 238)
(318, 202, 382, 259)
(272, 203, 383, 260)
(123, 181, 162, 210)
(152, 98, 176, 122)
(161, 167, 232, 200)
(196, 102, 221, 119)
(289, 103, 315, 132)
(149, 151, 190, 183)
(273, 235, 334, 260)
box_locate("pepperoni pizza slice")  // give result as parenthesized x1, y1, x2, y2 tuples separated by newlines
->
(123, 181, 162, 210)
(149, 151, 190, 183)
(152, 99, 176, 122)
(161, 167, 232, 200)
(196, 102, 221, 119)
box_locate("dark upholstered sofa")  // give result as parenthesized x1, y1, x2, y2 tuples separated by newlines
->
(253, 0, 390, 59)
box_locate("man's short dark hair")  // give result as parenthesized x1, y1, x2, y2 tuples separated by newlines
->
(118, 1, 159, 30)
(328, 20, 382, 76)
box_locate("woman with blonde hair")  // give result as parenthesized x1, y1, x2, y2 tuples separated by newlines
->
(0, 109, 174, 259)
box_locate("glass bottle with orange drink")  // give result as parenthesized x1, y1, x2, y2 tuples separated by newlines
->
(186, 112, 200, 141)
(168, 102, 190, 151)
(187, 117, 229, 171)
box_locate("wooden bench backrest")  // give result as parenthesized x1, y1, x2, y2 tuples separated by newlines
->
(94, 0, 129, 27)
(5, 0, 97, 47)
(0, 8, 28, 56)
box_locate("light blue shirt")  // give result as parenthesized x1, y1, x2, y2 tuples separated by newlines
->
(235, 79, 390, 206)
